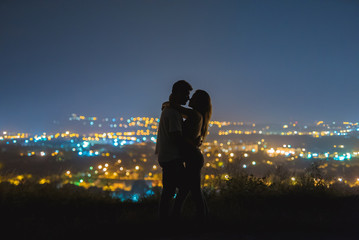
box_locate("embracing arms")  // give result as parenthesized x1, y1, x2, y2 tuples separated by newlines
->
(162, 101, 203, 147)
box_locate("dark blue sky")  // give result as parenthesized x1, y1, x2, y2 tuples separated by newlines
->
(1, 0, 359, 132)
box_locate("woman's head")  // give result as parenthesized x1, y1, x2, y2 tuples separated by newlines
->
(189, 90, 212, 139)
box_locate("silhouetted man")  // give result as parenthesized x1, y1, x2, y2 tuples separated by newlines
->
(155, 80, 193, 222)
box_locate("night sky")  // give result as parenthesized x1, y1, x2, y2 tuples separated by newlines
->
(1, 0, 359, 132)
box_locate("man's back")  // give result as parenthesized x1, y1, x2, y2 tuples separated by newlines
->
(156, 107, 183, 164)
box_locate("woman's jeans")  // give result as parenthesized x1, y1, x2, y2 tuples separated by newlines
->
(172, 147, 208, 220)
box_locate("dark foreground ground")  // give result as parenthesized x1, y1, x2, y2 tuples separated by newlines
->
(1, 182, 359, 240)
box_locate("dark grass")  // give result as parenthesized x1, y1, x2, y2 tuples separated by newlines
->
(2, 177, 359, 239)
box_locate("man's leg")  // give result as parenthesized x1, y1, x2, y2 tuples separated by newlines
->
(159, 163, 178, 222)
(172, 167, 190, 218)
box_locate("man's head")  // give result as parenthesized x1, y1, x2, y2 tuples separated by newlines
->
(171, 80, 193, 105)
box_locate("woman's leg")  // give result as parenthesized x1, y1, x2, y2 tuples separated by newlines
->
(188, 167, 207, 220)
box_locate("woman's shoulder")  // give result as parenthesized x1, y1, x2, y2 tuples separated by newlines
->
(192, 109, 202, 117)
(189, 109, 202, 122)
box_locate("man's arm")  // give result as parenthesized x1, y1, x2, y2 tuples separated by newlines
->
(169, 131, 185, 150)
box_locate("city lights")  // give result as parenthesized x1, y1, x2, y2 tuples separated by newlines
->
(2, 116, 359, 201)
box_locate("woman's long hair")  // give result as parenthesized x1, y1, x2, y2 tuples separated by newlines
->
(191, 90, 212, 140)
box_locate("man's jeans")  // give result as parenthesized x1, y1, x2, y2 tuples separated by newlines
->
(159, 160, 185, 221)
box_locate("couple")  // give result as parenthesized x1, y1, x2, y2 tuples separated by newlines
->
(155, 80, 212, 224)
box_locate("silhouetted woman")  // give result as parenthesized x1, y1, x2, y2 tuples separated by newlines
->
(172, 89, 212, 222)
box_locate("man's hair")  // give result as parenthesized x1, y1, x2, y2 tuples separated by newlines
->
(172, 80, 193, 94)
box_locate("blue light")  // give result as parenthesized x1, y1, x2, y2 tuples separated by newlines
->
(78, 152, 83, 156)
(25, 140, 29, 143)
(90, 121, 94, 125)
(131, 194, 139, 202)
(142, 137, 147, 141)
(112, 118, 116, 122)
(145, 189, 155, 197)
(114, 142, 119, 146)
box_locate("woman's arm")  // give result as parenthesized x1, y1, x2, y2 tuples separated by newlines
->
(170, 104, 197, 120)
(182, 111, 203, 147)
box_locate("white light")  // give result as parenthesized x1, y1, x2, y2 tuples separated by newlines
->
(243, 164, 247, 168)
